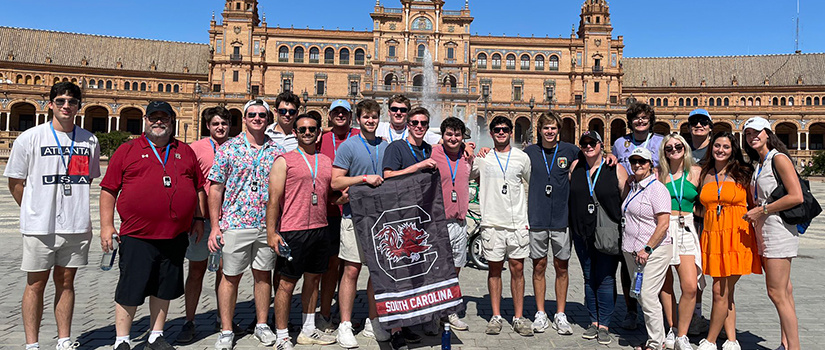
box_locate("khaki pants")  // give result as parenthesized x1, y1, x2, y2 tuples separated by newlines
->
(623, 245, 673, 349)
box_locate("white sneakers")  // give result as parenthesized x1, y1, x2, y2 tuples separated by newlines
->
(362, 318, 391, 341)
(722, 340, 742, 350)
(552, 313, 574, 335)
(336, 321, 358, 349)
(665, 327, 676, 349)
(675, 335, 694, 350)
(532, 312, 550, 332)
(697, 339, 716, 350)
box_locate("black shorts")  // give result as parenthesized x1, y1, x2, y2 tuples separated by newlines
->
(277, 227, 329, 279)
(115, 233, 188, 307)
(326, 216, 342, 258)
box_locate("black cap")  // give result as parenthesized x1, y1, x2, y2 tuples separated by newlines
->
(146, 101, 176, 118)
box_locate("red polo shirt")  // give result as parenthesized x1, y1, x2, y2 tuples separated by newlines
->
(100, 135, 204, 240)
(318, 128, 359, 217)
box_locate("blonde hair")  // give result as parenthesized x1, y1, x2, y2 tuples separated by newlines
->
(658, 133, 695, 180)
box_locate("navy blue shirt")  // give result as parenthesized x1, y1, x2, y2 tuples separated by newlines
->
(382, 139, 432, 171)
(524, 142, 580, 230)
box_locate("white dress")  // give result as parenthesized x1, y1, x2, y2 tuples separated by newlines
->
(751, 149, 799, 258)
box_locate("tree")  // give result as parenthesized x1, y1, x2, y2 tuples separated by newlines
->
(802, 150, 825, 177)
(95, 131, 131, 157)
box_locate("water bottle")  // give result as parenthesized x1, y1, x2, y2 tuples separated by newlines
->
(100, 234, 118, 271)
(207, 236, 223, 272)
(441, 324, 451, 350)
(278, 243, 294, 261)
(630, 264, 644, 299)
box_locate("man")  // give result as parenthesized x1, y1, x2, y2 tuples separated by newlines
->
(425, 117, 472, 333)
(315, 99, 360, 331)
(471, 116, 533, 337)
(175, 106, 234, 343)
(267, 113, 338, 350)
(376, 94, 440, 144)
(209, 100, 285, 350)
(522, 112, 578, 335)
(686, 110, 712, 335)
(5, 82, 100, 350)
(382, 106, 437, 178)
(330, 99, 392, 349)
(100, 101, 205, 350)
(265, 91, 301, 151)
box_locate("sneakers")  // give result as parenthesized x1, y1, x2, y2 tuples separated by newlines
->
(485, 316, 503, 335)
(696, 339, 716, 350)
(390, 331, 408, 350)
(214, 332, 233, 350)
(552, 313, 573, 335)
(512, 317, 534, 337)
(336, 321, 358, 349)
(297, 329, 337, 345)
(401, 327, 421, 343)
(176, 321, 196, 344)
(582, 324, 598, 340)
(443, 313, 468, 331)
(665, 327, 676, 349)
(275, 337, 294, 350)
(722, 340, 741, 350)
(423, 317, 441, 336)
(597, 327, 612, 345)
(362, 318, 391, 342)
(774, 345, 786, 350)
(56, 340, 80, 350)
(254, 324, 277, 346)
(675, 335, 694, 350)
(621, 312, 638, 330)
(316, 314, 336, 333)
(688, 315, 710, 336)
(114, 342, 131, 350)
(532, 312, 550, 333)
(145, 336, 174, 350)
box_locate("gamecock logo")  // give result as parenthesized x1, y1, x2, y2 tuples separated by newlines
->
(371, 205, 439, 281)
(376, 222, 432, 263)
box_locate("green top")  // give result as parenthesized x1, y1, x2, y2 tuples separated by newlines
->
(666, 171, 698, 212)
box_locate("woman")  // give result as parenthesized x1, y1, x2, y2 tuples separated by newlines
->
(743, 117, 802, 350)
(657, 134, 704, 350)
(621, 147, 672, 350)
(696, 132, 761, 350)
(568, 131, 628, 346)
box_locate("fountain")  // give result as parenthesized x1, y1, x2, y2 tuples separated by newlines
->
(420, 48, 441, 136)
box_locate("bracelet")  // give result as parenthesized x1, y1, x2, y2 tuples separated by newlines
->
(362, 175, 368, 183)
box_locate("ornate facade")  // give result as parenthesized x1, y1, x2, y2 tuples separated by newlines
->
(1, 0, 823, 163)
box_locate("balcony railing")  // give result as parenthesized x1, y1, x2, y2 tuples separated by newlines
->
(372, 85, 470, 95)
(593, 66, 604, 74)
(444, 10, 463, 16)
(325, 59, 335, 64)
(354, 60, 365, 65)
(384, 8, 402, 13)
(230, 54, 242, 62)
(278, 57, 288, 63)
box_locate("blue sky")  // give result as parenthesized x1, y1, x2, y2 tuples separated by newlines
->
(1, 0, 822, 57)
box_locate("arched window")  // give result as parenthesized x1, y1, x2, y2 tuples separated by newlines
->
(443, 75, 457, 88)
(294, 47, 304, 62)
(716, 98, 722, 106)
(679, 98, 684, 106)
(16, 75, 23, 84)
(384, 73, 396, 86)
(309, 47, 320, 63)
(747, 97, 753, 106)
(278, 46, 289, 62)
(491, 53, 501, 69)
(692, 98, 698, 106)
(340, 48, 350, 65)
(806, 97, 813, 105)
(505, 54, 516, 69)
(815, 97, 821, 105)
(132, 82, 138, 90)
(140, 82, 146, 91)
(157, 83, 164, 92)
(685, 98, 691, 107)
(106, 80, 112, 89)
(788, 97, 794, 106)
(124, 81, 130, 90)
(534, 55, 544, 70)
(34, 76, 42, 85)
(549, 55, 559, 71)
(780, 97, 786, 105)
(354, 49, 365, 65)
(166, 84, 172, 93)
(663, 98, 668, 107)
(520, 54, 530, 70)
(740, 97, 746, 106)
(412, 17, 433, 30)
(417, 44, 426, 58)
(755, 97, 761, 106)
(477, 53, 487, 68)
(708, 98, 714, 106)
(723, 98, 729, 106)
(173, 85, 179, 93)
(772, 97, 779, 105)
(25, 75, 32, 84)
(324, 48, 335, 64)
(649, 98, 655, 105)
(655, 98, 662, 106)
(54, 77, 61, 84)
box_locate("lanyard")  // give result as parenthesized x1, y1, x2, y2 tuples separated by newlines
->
(389, 127, 407, 142)
(669, 171, 686, 208)
(145, 136, 171, 170)
(332, 129, 353, 157)
(297, 148, 318, 190)
(714, 168, 729, 204)
(358, 134, 379, 175)
(542, 144, 560, 179)
(585, 159, 605, 198)
(406, 140, 427, 162)
(753, 152, 770, 202)
(243, 133, 267, 169)
(209, 138, 216, 153)
(494, 149, 511, 179)
(631, 132, 653, 150)
(623, 179, 657, 216)
(443, 145, 460, 187)
(50, 123, 76, 173)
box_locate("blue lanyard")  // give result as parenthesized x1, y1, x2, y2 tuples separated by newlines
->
(389, 127, 406, 142)
(145, 136, 170, 170)
(406, 140, 427, 162)
(332, 129, 353, 157)
(297, 148, 318, 190)
(358, 134, 379, 175)
(50, 123, 76, 173)
(443, 145, 460, 187)
(631, 132, 653, 150)
(585, 159, 605, 198)
(753, 152, 769, 202)
(494, 149, 511, 179)
(209, 138, 216, 154)
(542, 144, 560, 179)
(243, 133, 267, 169)
(623, 178, 657, 216)
(669, 171, 686, 208)
(714, 168, 729, 203)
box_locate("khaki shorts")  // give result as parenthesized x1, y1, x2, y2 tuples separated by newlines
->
(221, 228, 276, 276)
(22, 232, 92, 272)
(480, 227, 530, 262)
(185, 220, 211, 262)
(338, 217, 367, 264)
(529, 229, 571, 260)
(447, 220, 468, 268)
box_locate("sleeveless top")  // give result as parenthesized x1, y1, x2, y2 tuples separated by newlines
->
(569, 158, 622, 238)
(751, 149, 797, 237)
(665, 171, 699, 212)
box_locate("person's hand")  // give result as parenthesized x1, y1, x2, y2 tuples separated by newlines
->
(364, 175, 384, 186)
(191, 220, 205, 243)
(267, 232, 285, 254)
(415, 159, 437, 171)
(208, 226, 224, 253)
(635, 250, 649, 265)
(477, 147, 491, 158)
(100, 226, 120, 253)
(744, 206, 767, 225)
(605, 153, 618, 166)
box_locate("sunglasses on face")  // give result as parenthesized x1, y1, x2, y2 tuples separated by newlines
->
(579, 140, 599, 148)
(246, 112, 268, 119)
(53, 98, 80, 107)
(664, 144, 685, 153)
(146, 115, 172, 123)
(690, 119, 711, 127)
(390, 106, 409, 113)
(278, 108, 298, 116)
(493, 127, 511, 134)
(296, 126, 318, 134)
(409, 120, 429, 127)
(629, 158, 650, 166)
(631, 116, 649, 122)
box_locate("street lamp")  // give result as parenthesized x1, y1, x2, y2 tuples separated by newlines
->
(482, 89, 489, 123)
(302, 90, 309, 113)
(529, 96, 536, 143)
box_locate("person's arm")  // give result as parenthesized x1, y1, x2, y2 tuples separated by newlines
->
(331, 167, 383, 190)
(568, 159, 578, 181)
(605, 153, 618, 166)
(192, 189, 206, 242)
(384, 158, 436, 179)
(745, 154, 804, 223)
(616, 164, 629, 197)
(8, 178, 24, 206)
(266, 157, 287, 253)
(99, 188, 120, 253)
(207, 182, 225, 252)
(635, 212, 670, 265)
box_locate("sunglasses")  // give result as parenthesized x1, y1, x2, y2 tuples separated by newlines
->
(629, 158, 650, 166)
(579, 140, 599, 148)
(664, 144, 685, 153)
(297, 126, 318, 134)
(493, 127, 511, 134)
(146, 115, 172, 123)
(390, 106, 409, 113)
(690, 119, 711, 127)
(278, 108, 298, 116)
(246, 112, 268, 119)
(631, 116, 650, 122)
(409, 120, 429, 127)
(53, 98, 80, 107)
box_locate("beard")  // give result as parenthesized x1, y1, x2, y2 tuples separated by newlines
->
(147, 124, 172, 140)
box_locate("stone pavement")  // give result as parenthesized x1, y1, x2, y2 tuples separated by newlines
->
(0, 165, 823, 349)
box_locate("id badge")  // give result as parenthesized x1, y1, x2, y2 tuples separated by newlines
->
(545, 184, 553, 197)
(621, 217, 626, 229)
(451, 190, 458, 202)
(62, 183, 72, 196)
(311, 192, 318, 205)
(678, 215, 685, 226)
(587, 203, 595, 214)
(716, 204, 722, 216)
(162, 176, 172, 188)
(501, 184, 508, 195)
(251, 181, 259, 192)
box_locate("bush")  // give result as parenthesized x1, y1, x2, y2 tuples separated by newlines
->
(802, 150, 825, 177)
(95, 131, 131, 157)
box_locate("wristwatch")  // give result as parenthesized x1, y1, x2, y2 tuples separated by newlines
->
(644, 245, 653, 254)
(762, 204, 769, 215)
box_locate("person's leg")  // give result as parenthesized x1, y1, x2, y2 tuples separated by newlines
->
(675, 255, 698, 338)
(23, 271, 50, 345)
(148, 296, 171, 332)
(302, 273, 323, 315)
(319, 256, 339, 319)
(115, 303, 138, 338)
(571, 235, 598, 326)
(638, 245, 672, 349)
(661, 268, 677, 329)
(367, 278, 378, 319)
(553, 257, 569, 314)
(338, 262, 361, 323)
(531, 257, 547, 313)
(184, 259, 208, 322)
(705, 277, 725, 344)
(252, 268, 273, 324)
(764, 258, 799, 350)
(722, 276, 740, 342)
(52, 266, 78, 340)
(487, 260, 504, 317)
(619, 258, 638, 326)
(509, 258, 525, 319)
(274, 276, 297, 331)
(592, 252, 620, 329)
(218, 274, 242, 331)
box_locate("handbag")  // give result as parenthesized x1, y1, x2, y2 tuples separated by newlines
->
(768, 154, 822, 226)
(592, 195, 622, 255)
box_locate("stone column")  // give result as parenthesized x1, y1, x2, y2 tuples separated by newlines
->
(806, 132, 810, 150)
(116, 117, 120, 131)
(6, 115, 10, 131)
(108, 117, 112, 132)
(797, 131, 802, 150)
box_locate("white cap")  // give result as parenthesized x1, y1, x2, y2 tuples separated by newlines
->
(629, 147, 654, 162)
(243, 99, 271, 115)
(743, 116, 771, 132)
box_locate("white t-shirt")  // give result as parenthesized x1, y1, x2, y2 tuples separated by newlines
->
(3, 122, 101, 235)
(376, 122, 441, 145)
(265, 124, 298, 152)
(471, 148, 531, 230)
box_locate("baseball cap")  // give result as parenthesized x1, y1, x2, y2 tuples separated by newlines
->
(329, 99, 352, 113)
(743, 116, 772, 132)
(146, 101, 176, 118)
(579, 130, 603, 143)
(688, 108, 712, 124)
(629, 147, 654, 162)
(243, 99, 271, 115)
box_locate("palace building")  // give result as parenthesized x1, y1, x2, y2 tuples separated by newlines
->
(1, 0, 823, 163)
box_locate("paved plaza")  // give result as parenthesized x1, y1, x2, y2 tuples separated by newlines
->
(0, 165, 823, 349)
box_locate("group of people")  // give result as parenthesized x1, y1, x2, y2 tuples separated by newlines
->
(4, 81, 803, 350)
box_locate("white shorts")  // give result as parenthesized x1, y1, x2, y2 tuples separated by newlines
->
(21, 232, 92, 272)
(221, 228, 276, 276)
(668, 214, 706, 290)
(338, 217, 367, 264)
(480, 227, 530, 262)
(447, 219, 468, 268)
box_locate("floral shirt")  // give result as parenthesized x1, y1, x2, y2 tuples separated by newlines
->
(208, 134, 285, 230)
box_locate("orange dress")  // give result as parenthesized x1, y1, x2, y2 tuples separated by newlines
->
(699, 180, 762, 277)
